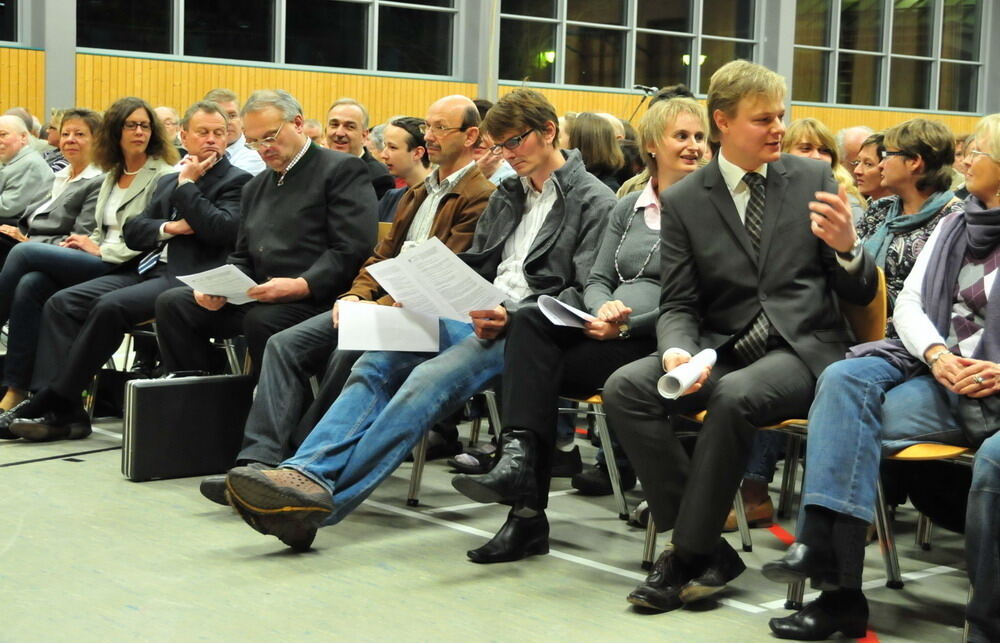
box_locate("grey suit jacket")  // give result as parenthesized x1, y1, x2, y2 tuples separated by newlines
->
(0, 146, 54, 220)
(18, 168, 105, 243)
(657, 153, 878, 377)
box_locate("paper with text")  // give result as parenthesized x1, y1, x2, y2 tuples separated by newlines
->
(177, 264, 258, 305)
(338, 300, 440, 352)
(537, 295, 598, 328)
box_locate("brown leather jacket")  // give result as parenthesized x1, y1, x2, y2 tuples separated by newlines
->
(340, 163, 495, 304)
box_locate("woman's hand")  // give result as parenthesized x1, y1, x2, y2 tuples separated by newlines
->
(583, 319, 620, 341)
(60, 233, 101, 257)
(596, 300, 632, 324)
(0, 225, 26, 242)
(954, 358, 1000, 398)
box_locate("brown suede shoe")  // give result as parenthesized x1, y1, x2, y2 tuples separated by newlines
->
(722, 496, 774, 532)
(226, 467, 333, 551)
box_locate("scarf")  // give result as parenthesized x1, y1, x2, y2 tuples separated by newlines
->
(862, 191, 955, 267)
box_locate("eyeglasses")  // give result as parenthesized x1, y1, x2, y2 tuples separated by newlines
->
(489, 129, 534, 154)
(123, 121, 152, 132)
(880, 150, 911, 160)
(968, 149, 993, 160)
(245, 121, 286, 151)
(419, 123, 465, 136)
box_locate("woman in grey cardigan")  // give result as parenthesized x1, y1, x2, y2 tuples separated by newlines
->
(0, 108, 105, 266)
(0, 97, 178, 417)
(460, 97, 708, 558)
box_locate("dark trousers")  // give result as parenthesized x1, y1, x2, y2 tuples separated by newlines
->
(153, 286, 325, 381)
(32, 266, 177, 396)
(237, 310, 362, 465)
(501, 305, 656, 508)
(604, 348, 815, 556)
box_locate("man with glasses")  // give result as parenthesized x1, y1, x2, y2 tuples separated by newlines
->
(325, 98, 394, 199)
(203, 89, 266, 176)
(222, 88, 614, 552)
(198, 95, 494, 506)
(153, 89, 377, 382)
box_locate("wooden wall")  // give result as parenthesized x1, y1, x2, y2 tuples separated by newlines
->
(791, 104, 981, 137)
(75, 54, 476, 123)
(0, 47, 45, 118)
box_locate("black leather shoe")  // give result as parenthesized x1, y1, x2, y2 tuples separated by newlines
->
(10, 406, 92, 442)
(200, 462, 268, 506)
(679, 539, 747, 603)
(762, 542, 838, 591)
(551, 445, 582, 477)
(467, 510, 549, 564)
(627, 548, 686, 612)
(571, 462, 637, 496)
(769, 592, 869, 640)
(0, 399, 29, 438)
(451, 430, 537, 505)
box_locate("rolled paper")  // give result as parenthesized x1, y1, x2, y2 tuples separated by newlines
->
(657, 348, 717, 399)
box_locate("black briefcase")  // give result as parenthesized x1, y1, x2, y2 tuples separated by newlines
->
(121, 374, 255, 482)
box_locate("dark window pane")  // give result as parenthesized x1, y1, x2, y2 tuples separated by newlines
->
(565, 26, 624, 87)
(397, 0, 452, 6)
(286, 0, 366, 69)
(699, 39, 753, 92)
(378, 7, 451, 75)
(567, 0, 625, 25)
(499, 19, 555, 82)
(888, 57, 930, 109)
(77, 0, 171, 53)
(638, 0, 692, 32)
(939, 62, 978, 112)
(795, 0, 830, 46)
(839, 0, 882, 51)
(635, 33, 691, 89)
(942, 0, 981, 61)
(501, 0, 555, 18)
(185, 0, 272, 62)
(793, 48, 827, 102)
(892, 0, 931, 56)
(836, 52, 880, 105)
(702, 0, 754, 39)
(0, 0, 15, 42)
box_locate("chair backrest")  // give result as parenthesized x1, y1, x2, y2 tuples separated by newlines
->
(377, 221, 392, 244)
(840, 266, 887, 343)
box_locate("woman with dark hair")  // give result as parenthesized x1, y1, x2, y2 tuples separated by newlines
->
(569, 112, 625, 192)
(853, 132, 893, 204)
(0, 97, 177, 424)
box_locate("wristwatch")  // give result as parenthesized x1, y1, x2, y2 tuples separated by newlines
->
(837, 238, 862, 261)
(617, 323, 631, 339)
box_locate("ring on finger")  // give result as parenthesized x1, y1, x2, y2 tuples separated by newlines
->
(975, 375, 985, 384)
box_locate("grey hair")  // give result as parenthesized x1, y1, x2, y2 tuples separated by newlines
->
(369, 123, 387, 151)
(0, 114, 27, 135)
(328, 97, 370, 130)
(835, 126, 874, 158)
(204, 88, 239, 106)
(181, 100, 230, 129)
(241, 90, 303, 120)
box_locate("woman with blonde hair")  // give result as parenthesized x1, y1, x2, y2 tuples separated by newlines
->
(782, 117, 865, 223)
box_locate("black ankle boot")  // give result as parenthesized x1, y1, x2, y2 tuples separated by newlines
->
(451, 429, 538, 505)
(467, 510, 549, 564)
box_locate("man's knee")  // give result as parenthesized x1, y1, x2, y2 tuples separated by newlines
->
(155, 287, 192, 320)
(603, 358, 656, 412)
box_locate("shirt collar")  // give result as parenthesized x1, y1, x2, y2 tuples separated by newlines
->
(520, 173, 555, 197)
(228, 134, 247, 155)
(426, 160, 475, 193)
(57, 163, 103, 182)
(635, 179, 661, 212)
(277, 139, 312, 185)
(718, 149, 768, 193)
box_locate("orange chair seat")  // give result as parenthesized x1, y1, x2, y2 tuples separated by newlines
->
(889, 443, 971, 461)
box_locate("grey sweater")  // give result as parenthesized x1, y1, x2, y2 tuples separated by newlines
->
(584, 191, 661, 337)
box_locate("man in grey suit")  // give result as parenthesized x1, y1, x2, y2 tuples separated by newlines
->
(0, 115, 54, 224)
(601, 60, 878, 614)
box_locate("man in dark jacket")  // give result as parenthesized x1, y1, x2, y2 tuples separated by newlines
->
(153, 90, 377, 382)
(325, 98, 395, 199)
(223, 89, 615, 552)
(5, 101, 251, 441)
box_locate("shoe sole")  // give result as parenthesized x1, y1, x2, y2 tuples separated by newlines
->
(626, 592, 682, 613)
(230, 497, 317, 552)
(450, 476, 512, 505)
(467, 542, 549, 564)
(10, 421, 91, 442)
(225, 470, 333, 516)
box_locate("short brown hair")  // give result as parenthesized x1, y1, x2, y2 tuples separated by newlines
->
(570, 112, 624, 175)
(883, 118, 955, 193)
(92, 96, 180, 173)
(482, 88, 559, 147)
(59, 108, 102, 140)
(706, 60, 786, 144)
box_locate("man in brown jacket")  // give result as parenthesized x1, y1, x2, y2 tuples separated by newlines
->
(200, 95, 495, 505)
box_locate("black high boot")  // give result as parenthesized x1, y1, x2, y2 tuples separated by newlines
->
(451, 429, 538, 505)
(466, 509, 549, 564)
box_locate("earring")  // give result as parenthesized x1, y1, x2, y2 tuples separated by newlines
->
(650, 152, 656, 158)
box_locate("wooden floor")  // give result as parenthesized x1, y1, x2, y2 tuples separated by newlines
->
(1, 421, 970, 642)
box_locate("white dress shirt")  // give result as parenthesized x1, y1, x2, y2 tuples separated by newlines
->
(494, 175, 558, 302)
(226, 134, 267, 176)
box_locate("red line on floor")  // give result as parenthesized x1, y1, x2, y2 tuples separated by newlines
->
(856, 630, 879, 642)
(768, 524, 796, 546)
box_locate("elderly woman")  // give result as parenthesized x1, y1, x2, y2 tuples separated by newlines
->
(853, 132, 893, 204)
(761, 114, 1000, 641)
(451, 97, 708, 563)
(0, 97, 177, 429)
(729, 118, 963, 532)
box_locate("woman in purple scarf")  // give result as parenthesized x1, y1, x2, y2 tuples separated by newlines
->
(761, 113, 1000, 642)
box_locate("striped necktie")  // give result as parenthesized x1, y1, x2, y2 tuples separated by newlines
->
(732, 172, 770, 364)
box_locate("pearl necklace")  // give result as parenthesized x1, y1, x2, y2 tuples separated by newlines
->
(122, 167, 142, 176)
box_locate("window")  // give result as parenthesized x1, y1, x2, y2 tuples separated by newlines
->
(185, 0, 273, 62)
(0, 0, 16, 42)
(285, 0, 366, 69)
(378, 5, 452, 75)
(793, 0, 984, 112)
(77, 0, 172, 54)
(500, 0, 756, 93)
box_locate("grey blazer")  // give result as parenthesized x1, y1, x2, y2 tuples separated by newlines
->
(18, 169, 105, 243)
(0, 146, 54, 220)
(657, 153, 878, 377)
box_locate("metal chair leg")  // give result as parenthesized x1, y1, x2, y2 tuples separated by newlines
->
(778, 434, 802, 519)
(642, 516, 657, 570)
(482, 389, 501, 433)
(468, 416, 482, 448)
(963, 584, 973, 643)
(592, 403, 629, 520)
(785, 579, 805, 610)
(915, 513, 933, 551)
(407, 432, 430, 507)
(874, 480, 904, 589)
(733, 491, 753, 552)
(221, 338, 241, 375)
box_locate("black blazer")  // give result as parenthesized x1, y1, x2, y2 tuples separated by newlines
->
(362, 148, 395, 200)
(122, 156, 251, 277)
(656, 153, 878, 377)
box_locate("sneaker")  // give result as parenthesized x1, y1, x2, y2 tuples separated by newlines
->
(572, 462, 637, 496)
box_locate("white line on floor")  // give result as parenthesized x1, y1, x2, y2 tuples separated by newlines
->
(91, 427, 123, 440)
(423, 489, 576, 514)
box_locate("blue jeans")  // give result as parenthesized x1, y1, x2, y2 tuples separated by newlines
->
(803, 356, 965, 524)
(744, 430, 786, 483)
(282, 319, 505, 526)
(967, 432, 1000, 642)
(0, 242, 112, 389)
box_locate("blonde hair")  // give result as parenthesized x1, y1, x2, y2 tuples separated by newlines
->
(706, 60, 785, 144)
(784, 118, 863, 206)
(974, 114, 1000, 163)
(636, 97, 707, 175)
